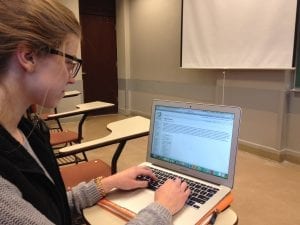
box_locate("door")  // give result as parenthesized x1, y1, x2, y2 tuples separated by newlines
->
(79, 0, 118, 114)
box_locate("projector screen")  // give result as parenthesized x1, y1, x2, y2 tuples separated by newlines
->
(181, 0, 298, 69)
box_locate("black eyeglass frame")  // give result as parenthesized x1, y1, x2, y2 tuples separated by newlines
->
(44, 48, 83, 78)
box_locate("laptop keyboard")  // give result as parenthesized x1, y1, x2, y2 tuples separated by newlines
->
(137, 167, 219, 209)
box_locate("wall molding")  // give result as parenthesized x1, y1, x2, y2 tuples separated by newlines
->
(239, 139, 300, 164)
(282, 148, 300, 164)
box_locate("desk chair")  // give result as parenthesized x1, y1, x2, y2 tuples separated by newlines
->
(60, 159, 111, 189)
(48, 101, 114, 166)
(38, 90, 82, 131)
(59, 116, 150, 174)
(29, 101, 114, 166)
(50, 114, 87, 166)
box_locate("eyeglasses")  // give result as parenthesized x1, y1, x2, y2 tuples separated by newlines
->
(46, 48, 83, 78)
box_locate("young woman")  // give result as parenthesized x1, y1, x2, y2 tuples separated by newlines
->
(0, 1, 190, 224)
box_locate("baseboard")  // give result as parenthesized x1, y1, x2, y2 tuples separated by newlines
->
(118, 108, 150, 118)
(239, 140, 300, 164)
(238, 142, 283, 162)
(282, 149, 300, 164)
(118, 108, 131, 116)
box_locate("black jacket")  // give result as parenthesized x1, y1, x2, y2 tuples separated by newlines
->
(0, 117, 71, 225)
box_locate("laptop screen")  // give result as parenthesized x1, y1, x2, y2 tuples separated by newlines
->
(149, 104, 236, 180)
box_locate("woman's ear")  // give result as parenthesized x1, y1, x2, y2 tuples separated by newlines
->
(16, 46, 36, 73)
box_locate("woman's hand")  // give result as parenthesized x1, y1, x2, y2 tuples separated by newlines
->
(155, 178, 190, 215)
(100, 167, 190, 215)
(101, 166, 156, 193)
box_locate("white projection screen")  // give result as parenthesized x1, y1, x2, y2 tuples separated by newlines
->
(181, 0, 298, 69)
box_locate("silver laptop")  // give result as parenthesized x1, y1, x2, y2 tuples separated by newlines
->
(106, 99, 241, 225)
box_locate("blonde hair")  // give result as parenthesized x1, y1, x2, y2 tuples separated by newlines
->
(0, 0, 81, 73)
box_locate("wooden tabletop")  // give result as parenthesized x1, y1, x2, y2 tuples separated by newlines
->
(83, 204, 238, 225)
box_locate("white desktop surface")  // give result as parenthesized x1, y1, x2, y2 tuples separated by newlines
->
(63, 90, 81, 97)
(47, 101, 114, 119)
(59, 116, 150, 154)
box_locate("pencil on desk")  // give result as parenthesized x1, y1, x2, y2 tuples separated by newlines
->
(98, 198, 136, 221)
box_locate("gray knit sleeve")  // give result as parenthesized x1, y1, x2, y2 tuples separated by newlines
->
(0, 176, 55, 225)
(126, 202, 172, 225)
(67, 180, 102, 214)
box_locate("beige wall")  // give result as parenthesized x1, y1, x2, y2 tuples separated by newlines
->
(61, 0, 300, 162)
(56, 0, 83, 114)
(116, 0, 300, 162)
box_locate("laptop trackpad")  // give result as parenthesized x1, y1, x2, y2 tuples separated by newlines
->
(107, 188, 154, 214)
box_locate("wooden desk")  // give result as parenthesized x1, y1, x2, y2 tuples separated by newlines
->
(59, 116, 150, 173)
(83, 204, 238, 225)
